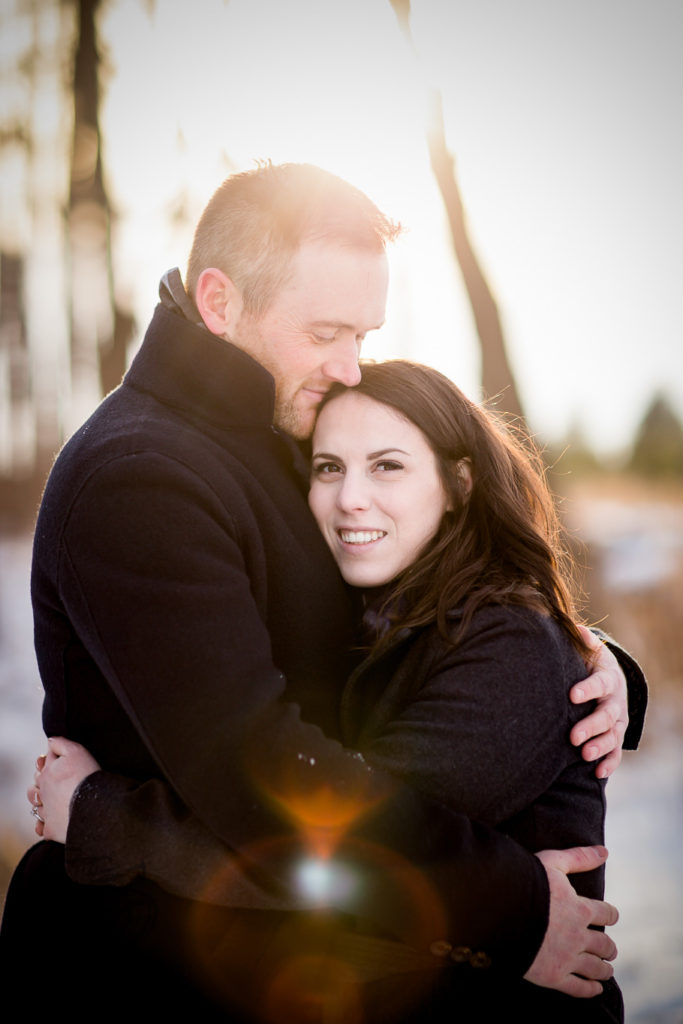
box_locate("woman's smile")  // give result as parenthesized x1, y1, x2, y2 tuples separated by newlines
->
(338, 528, 388, 546)
(309, 391, 449, 588)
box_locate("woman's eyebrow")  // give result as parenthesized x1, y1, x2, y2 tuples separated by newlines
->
(312, 447, 411, 460)
(367, 448, 410, 459)
(311, 450, 341, 460)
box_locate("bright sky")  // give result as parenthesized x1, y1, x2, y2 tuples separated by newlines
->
(98, 0, 683, 456)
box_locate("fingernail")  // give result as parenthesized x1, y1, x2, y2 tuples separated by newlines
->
(586, 746, 598, 760)
(575, 730, 587, 744)
(574, 687, 585, 702)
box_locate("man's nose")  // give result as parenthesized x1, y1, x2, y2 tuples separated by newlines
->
(321, 335, 362, 387)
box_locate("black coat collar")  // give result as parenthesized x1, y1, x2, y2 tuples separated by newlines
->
(125, 303, 277, 432)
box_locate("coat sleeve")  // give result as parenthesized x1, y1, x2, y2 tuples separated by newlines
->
(57, 452, 549, 973)
(66, 771, 302, 908)
(591, 629, 648, 749)
(349, 608, 587, 827)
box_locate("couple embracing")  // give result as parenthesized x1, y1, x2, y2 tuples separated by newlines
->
(1, 163, 646, 1023)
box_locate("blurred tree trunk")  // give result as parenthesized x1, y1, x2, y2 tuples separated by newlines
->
(68, 0, 133, 401)
(389, 0, 525, 422)
(0, 252, 32, 476)
(0, 1, 43, 508)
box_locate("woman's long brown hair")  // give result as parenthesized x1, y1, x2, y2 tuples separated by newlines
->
(317, 360, 592, 659)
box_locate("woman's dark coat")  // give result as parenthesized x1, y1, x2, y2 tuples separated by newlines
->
(338, 604, 626, 1020)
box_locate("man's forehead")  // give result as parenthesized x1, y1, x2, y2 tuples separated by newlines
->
(290, 241, 388, 294)
(292, 236, 388, 268)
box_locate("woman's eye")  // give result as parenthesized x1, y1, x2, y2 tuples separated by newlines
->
(375, 460, 403, 472)
(312, 461, 343, 476)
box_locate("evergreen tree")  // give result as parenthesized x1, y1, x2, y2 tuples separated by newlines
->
(629, 393, 683, 477)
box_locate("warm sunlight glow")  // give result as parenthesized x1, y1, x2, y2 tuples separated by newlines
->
(92, 0, 682, 459)
(4, 0, 680, 459)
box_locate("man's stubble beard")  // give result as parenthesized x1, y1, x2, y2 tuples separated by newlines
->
(272, 390, 314, 440)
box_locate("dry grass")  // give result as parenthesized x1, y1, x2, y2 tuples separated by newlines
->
(0, 829, 30, 920)
(559, 473, 683, 723)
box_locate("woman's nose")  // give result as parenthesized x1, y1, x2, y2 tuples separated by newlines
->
(336, 472, 371, 511)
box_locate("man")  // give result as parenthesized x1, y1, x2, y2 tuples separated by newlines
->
(1, 163, 644, 1019)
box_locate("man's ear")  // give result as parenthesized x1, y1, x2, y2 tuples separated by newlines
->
(194, 268, 244, 337)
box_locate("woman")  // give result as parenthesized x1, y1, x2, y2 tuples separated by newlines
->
(30, 360, 629, 1021)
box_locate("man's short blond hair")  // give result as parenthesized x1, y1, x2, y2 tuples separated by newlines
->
(186, 162, 401, 317)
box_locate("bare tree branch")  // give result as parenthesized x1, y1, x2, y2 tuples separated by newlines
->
(388, 0, 525, 422)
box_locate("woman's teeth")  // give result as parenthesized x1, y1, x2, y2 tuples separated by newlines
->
(339, 530, 386, 545)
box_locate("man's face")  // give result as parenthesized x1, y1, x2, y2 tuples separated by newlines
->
(229, 240, 389, 439)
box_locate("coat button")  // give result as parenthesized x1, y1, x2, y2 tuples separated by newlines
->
(469, 951, 492, 969)
(429, 940, 453, 958)
(449, 946, 472, 963)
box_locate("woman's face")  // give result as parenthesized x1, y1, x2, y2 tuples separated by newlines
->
(309, 391, 450, 587)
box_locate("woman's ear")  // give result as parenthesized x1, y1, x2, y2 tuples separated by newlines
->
(194, 268, 245, 338)
(457, 457, 474, 499)
(444, 457, 472, 513)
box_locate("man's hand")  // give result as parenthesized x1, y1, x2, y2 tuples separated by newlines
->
(569, 627, 628, 778)
(524, 846, 618, 997)
(27, 736, 100, 843)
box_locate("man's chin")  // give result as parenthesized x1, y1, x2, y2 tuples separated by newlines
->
(273, 405, 315, 440)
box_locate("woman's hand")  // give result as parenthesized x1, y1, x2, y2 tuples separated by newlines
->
(569, 627, 628, 779)
(28, 736, 100, 843)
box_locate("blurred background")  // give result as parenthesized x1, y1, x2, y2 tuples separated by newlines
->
(1, 1, 682, 1019)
